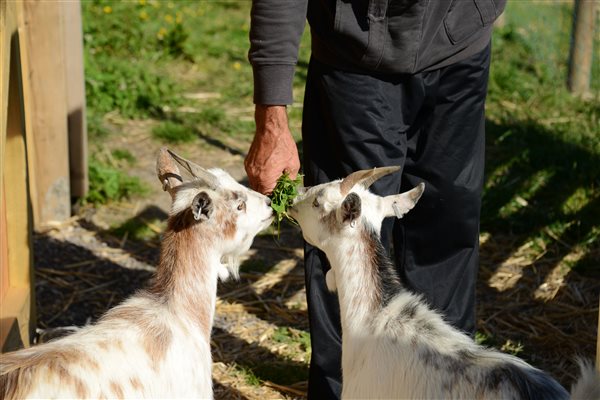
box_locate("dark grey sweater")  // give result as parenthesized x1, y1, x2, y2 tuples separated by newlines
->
(249, 0, 506, 105)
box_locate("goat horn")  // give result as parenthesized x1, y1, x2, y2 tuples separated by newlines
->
(167, 149, 219, 189)
(156, 147, 184, 192)
(339, 166, 401, 195)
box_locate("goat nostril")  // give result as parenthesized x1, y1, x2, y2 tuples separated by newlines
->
(265, 198, 271, 206)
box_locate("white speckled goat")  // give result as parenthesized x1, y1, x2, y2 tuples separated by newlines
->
(289, 166, 599, 399)
(0, 148, 273, 399)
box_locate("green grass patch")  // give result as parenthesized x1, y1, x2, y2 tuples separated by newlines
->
(272, 327, 311, 356)
(152, 121, 196, 143)
(111, 149, 136, 165)
(237, 365, 261, 387)
(83, 158, 148, 205)
(85, 55, 182, 118)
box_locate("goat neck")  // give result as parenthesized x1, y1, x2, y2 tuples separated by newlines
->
(150, 214, 220, 336)
(326, 222, 402, 334)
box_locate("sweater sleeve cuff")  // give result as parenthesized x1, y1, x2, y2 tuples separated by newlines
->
(252, 64, 296, 105)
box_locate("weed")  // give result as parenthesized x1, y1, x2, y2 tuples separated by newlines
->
(501, 340, 525, 356)
(87, 112, 112, 141)
(475, 331, 492, 346)
(152, 121, 196, 143)
(111, 149, 136, 165)
(85, 55, 182, 118)
(83, 158, 148, 205)
(160, 23, 191, 59)
(272, 327, 311, 355)
(237, 366, 261, 387)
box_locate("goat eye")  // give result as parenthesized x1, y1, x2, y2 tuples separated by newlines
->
(237, 202, 246, 211)
(312, 198, 319, 208)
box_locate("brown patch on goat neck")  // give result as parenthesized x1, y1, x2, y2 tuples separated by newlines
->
(144, 323, 173, 370)
(97, 340, 110, 351)
(74, 376, 88, 399)
(153, 225, 213, 333)
(129, 376, 143, 391)
(110, 381, 125, 398)
(152, 218, 212, 295)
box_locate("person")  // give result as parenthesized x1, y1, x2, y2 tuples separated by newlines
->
(245, 1, 507, 398)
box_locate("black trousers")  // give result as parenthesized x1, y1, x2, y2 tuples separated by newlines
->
(301, 45, 491, 399)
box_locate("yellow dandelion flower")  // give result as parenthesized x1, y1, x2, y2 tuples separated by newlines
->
(139, 10, 149, 20)
(175, 12, 183, 23)
(167, 2, 174, 9)
(165, 14, 174, 24)
(103, 5, 112, 14)
(233, 62, 242, 71)
(138, 0, 146, 5)
(157, 27, 168, 40)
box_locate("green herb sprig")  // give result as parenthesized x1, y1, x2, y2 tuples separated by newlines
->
(270, 172, 303, 232)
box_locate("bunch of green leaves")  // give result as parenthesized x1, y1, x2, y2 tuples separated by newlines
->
(269, 172, 303, 231)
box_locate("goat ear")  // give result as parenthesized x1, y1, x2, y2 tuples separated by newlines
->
(191, 191, 213, 222)
(340, 192, 361, 225)
(156, 147, 183, 197)
(382, 183, 425, 219)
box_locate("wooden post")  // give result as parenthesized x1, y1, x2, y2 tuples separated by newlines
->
(18, 1, 71, 227)
(62, 0, 88, 199)
(567, 0, 598, 96)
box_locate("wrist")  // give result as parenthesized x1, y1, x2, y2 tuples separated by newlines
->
(255, 105, 289, 136)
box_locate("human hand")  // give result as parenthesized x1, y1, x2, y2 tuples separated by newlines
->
(244, 105, 301, 195)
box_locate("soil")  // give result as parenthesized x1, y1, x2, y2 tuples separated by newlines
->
(32, 118, 598, 399)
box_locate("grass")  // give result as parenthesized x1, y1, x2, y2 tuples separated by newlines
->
(272, 327, 311, 357)
(82, 158, 147, 205)
(111, 149, 136, 165)
(151, 121, 196, 143)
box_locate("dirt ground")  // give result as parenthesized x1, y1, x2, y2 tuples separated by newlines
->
(33, 119, 598, 399)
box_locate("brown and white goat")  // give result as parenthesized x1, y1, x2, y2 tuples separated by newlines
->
(0, 148, 273, 399)
(289, 167, 599, 399)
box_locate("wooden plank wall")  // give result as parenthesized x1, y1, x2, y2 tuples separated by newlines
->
(0, 0, 35, 350)
(18, 1, 71, 227)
